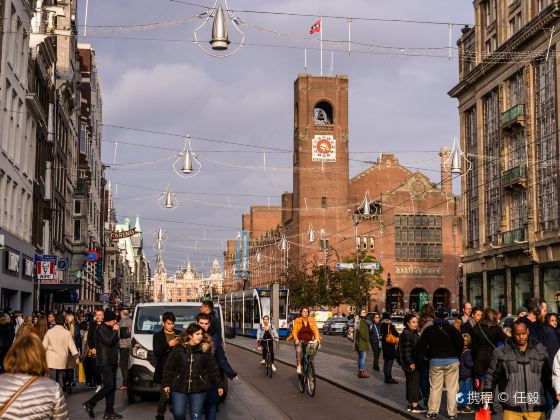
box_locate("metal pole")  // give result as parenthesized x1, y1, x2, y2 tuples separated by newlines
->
(320, 17, 323, 76)
(272, 282, 279, 331)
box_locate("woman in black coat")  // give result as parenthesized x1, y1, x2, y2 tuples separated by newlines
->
(380, 312, 399, 384)
(162, 324, 224, 420)
(399, 313, 425, 413)
(471, 308, 507, 388)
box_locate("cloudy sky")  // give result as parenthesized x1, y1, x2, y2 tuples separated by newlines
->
(78, 0, 473, 274)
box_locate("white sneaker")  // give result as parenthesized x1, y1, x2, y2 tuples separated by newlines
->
(296, 365, 302, 374)
(260, 359, 265, 365)
(271, 364, 277, 372)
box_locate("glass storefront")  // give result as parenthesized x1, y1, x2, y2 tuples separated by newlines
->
(468, 276, 483, 308)
(488, 273, 506, 316)
(513, 271, 533, 310)
(542, 268, 560, 313)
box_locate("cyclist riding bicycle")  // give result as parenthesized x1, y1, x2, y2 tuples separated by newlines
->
(289, 307, 321, 374)
(256, 315, 279, 372)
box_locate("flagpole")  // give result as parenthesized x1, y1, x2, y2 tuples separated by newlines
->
(320, 17, 323, 76)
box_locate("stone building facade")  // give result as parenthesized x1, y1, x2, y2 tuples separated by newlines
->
(0, 0, 36, 313)
(224, 74, 462, 313)
(153, 258, 224, 303)
(449, 0, 560, 314)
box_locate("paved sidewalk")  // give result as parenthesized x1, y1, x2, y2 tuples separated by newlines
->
(227, 336, 421, 419)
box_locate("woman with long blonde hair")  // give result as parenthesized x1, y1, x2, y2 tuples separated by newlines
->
(16, 316, 34, 337)
(64, 314, 81, 393)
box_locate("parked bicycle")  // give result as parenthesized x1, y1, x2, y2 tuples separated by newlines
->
(298, 340, 319, 396)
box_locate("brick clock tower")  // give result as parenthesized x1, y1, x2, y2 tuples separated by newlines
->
(290, 74, 350, 266)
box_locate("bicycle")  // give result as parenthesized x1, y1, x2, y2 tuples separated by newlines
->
(260, 338, 275, 378)
(297, 341, 319, 397)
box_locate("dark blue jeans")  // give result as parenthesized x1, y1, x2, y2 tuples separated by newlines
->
(171, 391, 206, 420)
(203, 387, 218, 420)
(458, 378, 472, 408)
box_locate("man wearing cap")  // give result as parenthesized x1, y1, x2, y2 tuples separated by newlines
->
(83, 310, 123, 419)
(418, 307, 464, 420)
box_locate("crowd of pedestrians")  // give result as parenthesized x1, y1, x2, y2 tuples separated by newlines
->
(353, 299, 560, 420)
(0, 303, 237, 420)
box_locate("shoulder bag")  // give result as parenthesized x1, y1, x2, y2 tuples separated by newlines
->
(386, 322, 399, 345)
(0, 375, 38, 417)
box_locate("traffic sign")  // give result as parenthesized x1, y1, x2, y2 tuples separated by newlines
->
(56, 258, 69, 271)
(360, 262, 381, 271)
(85, 250, 99, 262)
(336, 263, 354, 270)
(36, 261, 55, 280)
(34, 254, 57, 263)
(336, 262, 380, 271)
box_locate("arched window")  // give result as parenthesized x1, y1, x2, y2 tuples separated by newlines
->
(314, 101, 333, 126)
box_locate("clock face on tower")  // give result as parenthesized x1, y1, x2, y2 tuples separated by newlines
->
(312, 135, 336, 162)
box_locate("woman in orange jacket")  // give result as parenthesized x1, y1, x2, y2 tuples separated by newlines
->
(289, 307, 321, 374)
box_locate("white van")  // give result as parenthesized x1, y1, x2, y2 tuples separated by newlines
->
(127, 302, 224, 403)
(310, 310, 333, 330)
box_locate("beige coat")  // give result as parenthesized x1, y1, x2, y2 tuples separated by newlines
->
(43, 325, 79, 370)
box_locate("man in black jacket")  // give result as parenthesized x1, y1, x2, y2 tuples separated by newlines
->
(88, 309, 105, 388)
(418, 307, 463, 420)
(83, 310, 122, 420)
(200, 300, 219, 336)
(153, 312, 180, 420)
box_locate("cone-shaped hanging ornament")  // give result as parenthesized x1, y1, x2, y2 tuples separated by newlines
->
(211, 6, 230, 51)
(182, 148, 193, 174)
(363, 193, 371, 215)
(165, 186, 174, 209)
(306, 224, 315, 243)
(451, 148, 461, 175)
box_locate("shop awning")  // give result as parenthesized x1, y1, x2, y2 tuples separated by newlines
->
(39, 283, 82, 291)
(79, 299, 102, 306)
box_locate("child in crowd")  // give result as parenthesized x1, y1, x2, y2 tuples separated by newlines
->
(458, 333, 474, 414)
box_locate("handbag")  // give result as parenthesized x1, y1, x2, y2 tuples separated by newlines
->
(0, 375, 38, 416)
(386, 322, 399, 345)
(78, 362, 86, 383)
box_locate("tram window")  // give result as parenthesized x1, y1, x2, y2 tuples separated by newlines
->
(253, 297, 260, 324)
(279, 295, 287, 319)
(245, 299, 252, 325)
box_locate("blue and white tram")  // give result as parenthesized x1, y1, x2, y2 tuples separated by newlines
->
(217, 288, 290, 338)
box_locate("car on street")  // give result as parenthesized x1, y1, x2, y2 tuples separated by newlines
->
(322, 316, 348, 335)
(390, 315, 405, 334)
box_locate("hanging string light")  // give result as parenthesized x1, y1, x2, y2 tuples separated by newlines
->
(193, 0, 246, 58)
(158, 184, 178, 210)
(173, 136, 202, 179)
(444, 138, 471, 176)
(154, 225, 168, 252)
(306, 224, 316, 243)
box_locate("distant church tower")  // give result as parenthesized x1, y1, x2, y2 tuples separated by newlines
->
(289, 74, 350, 265)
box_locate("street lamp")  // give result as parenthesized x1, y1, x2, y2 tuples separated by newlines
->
(386, 273, 392, 314)
(456, 264, 464, 311)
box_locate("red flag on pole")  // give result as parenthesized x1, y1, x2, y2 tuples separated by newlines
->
(310, 19, 321, 34)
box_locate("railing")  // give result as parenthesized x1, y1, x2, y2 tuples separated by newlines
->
(502, 165, 527, 188)
(502, 227, 526, 246)
(501, 104, 525, 127)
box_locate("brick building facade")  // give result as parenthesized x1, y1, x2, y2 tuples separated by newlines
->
(224, 74, 462, 313)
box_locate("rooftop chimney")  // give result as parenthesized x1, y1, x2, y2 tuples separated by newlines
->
(440, 147, 452, 195)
